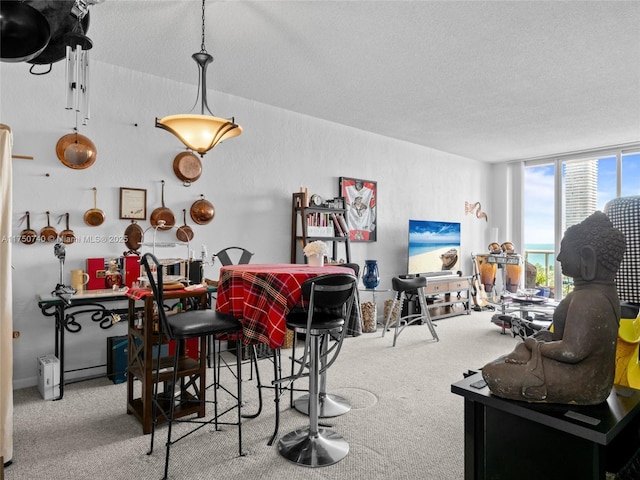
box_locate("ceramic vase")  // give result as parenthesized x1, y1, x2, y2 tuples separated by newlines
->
(307, 254, 324, 267)
(362, 260, 380, 288)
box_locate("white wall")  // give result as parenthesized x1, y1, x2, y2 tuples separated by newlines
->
(1, 60, 493, 388)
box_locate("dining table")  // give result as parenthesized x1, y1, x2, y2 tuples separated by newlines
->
(214, 263, 360, 349)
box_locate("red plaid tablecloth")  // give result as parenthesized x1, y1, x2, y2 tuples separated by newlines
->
(215, 264, 354, 349)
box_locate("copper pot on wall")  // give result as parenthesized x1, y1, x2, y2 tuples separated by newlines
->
(56, 132, 97, 169)
(176, 209, 194, 242)
(190, 194, 215, 225)
(83, 187, 105, 227)
(150, 180, 175, 230)
(124, 220, 143, 254)
(173, 151, 202, 186)
(59, 212, 76, 245)
(39, 211, 58, 242)
(19, 211, 38, 245)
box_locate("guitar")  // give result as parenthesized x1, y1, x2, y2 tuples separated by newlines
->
(471, 255, 488, 309)
(471, 274, 488, 309)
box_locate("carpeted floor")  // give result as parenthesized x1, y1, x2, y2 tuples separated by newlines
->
(5, 310, 519, 480)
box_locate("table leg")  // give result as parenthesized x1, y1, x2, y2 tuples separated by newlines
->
(53, 304, 65, 401)
(268, 348, 282, 446)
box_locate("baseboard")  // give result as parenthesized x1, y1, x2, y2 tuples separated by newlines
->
(13, 375, 37, 390)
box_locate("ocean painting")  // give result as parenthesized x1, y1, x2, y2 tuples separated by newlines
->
(408, 220, 461, 274)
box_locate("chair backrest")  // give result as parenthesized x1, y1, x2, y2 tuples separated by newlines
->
(299, 274, 357, 373)
(213, 247, 254, 266)
(140, 252, 174, 338)
(301, 273, 358, 313)
(341, 262, 360, 278)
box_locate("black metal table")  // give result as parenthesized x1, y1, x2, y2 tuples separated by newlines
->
(37, 289, 130, 400)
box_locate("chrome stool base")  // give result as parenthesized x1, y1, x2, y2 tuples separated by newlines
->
(293, 393, 351, 417)
(278, 427, 349, 467)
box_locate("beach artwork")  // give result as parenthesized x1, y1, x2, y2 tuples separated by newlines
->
(407, 219, 461, 274)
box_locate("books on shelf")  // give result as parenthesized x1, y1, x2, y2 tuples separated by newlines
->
(334, 213, 349, 237)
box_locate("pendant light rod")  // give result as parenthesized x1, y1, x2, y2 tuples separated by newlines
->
(155, 0, 242, 157)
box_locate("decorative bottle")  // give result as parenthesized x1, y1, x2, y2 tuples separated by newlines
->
(362, 260, 380, 289)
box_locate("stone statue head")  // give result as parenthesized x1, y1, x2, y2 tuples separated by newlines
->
(559, 211, 626, 281)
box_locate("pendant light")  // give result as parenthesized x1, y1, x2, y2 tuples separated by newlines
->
(155, 0, 242, 157)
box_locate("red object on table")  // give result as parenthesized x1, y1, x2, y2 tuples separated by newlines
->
(86, 257, 105, 290)
(215, 264, 355, 349)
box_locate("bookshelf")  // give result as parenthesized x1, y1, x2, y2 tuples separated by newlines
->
(290, 192, 351, 264)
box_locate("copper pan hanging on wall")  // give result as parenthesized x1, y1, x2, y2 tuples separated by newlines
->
(39, 211, 58, 242)
(190, 194, 215, 225)
(84, 187, 105, 226)
(150, 180, 175, 230)
(56, 131, 97, 169)
(176, 209, 194, 243)
(19, 211, 38, 245)
(123, 220, 143, 254)
(59, 212, 76, 245)
(173, 151, 202, 186)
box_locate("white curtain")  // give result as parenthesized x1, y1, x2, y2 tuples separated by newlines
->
(0, 124, 13, 465)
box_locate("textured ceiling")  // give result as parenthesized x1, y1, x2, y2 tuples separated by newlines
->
(30, 1, 640, 162)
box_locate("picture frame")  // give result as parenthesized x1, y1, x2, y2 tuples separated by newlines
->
(119, 187, 147, 220)
(339, 177, 377, 242)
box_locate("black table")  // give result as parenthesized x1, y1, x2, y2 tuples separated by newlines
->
(38, 289, 130, 399)
(451, 372, 640, 479)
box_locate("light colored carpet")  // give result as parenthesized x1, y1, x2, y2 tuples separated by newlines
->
(5, 310, 519, 480)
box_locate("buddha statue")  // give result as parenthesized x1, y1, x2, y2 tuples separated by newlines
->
(482, 211, 626, 404)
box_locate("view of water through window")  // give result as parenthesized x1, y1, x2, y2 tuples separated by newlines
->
(524, 152, 640, 297)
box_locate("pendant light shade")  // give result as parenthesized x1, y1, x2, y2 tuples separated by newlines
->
(156, 1, 241, 157)
(156, 113, 242, 156)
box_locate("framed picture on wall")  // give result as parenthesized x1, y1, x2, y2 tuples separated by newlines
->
(339, 177, 377, 242)
(119, 187, 147, 220)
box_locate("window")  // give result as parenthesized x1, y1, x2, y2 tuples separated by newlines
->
(523, 147, 640, 300)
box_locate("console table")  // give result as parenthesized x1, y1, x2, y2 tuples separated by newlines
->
(423, 274, 472, 320)
(37, 289, 130, 400)
(451, 372, 640, 479)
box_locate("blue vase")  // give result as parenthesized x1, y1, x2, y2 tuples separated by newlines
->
(362, 260, 380, 289)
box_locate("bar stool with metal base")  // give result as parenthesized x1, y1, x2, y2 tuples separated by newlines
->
(141, 253, 245, 480)
(275, 273, 357, 467)
(290, 263, 360, 418)
(382, 276, 439, 346)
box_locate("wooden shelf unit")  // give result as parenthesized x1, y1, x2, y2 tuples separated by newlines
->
(126, 290, 208, 434)
(290, 192, 351, 264)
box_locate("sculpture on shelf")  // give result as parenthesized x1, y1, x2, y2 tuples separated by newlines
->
(482, 211, 626, 404)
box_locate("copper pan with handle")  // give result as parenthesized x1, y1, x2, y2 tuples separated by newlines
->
(39, 211, 58, 242)
(60, 213, 76, 245)
(176, 209, 194, 242)
(190, 194, 215, 225)
(84, 187, 106, 227)
(150, 180, 175, 230)
(123, 220, 143, 254)
(173, 151, 202, 186)
(19, 211, 38, 245)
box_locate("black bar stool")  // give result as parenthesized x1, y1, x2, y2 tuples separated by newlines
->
(275, 273, 357, 467)
(382, 276, 439, 346)
(141, 253, 245, 480)
(290, 262, 360, 418)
